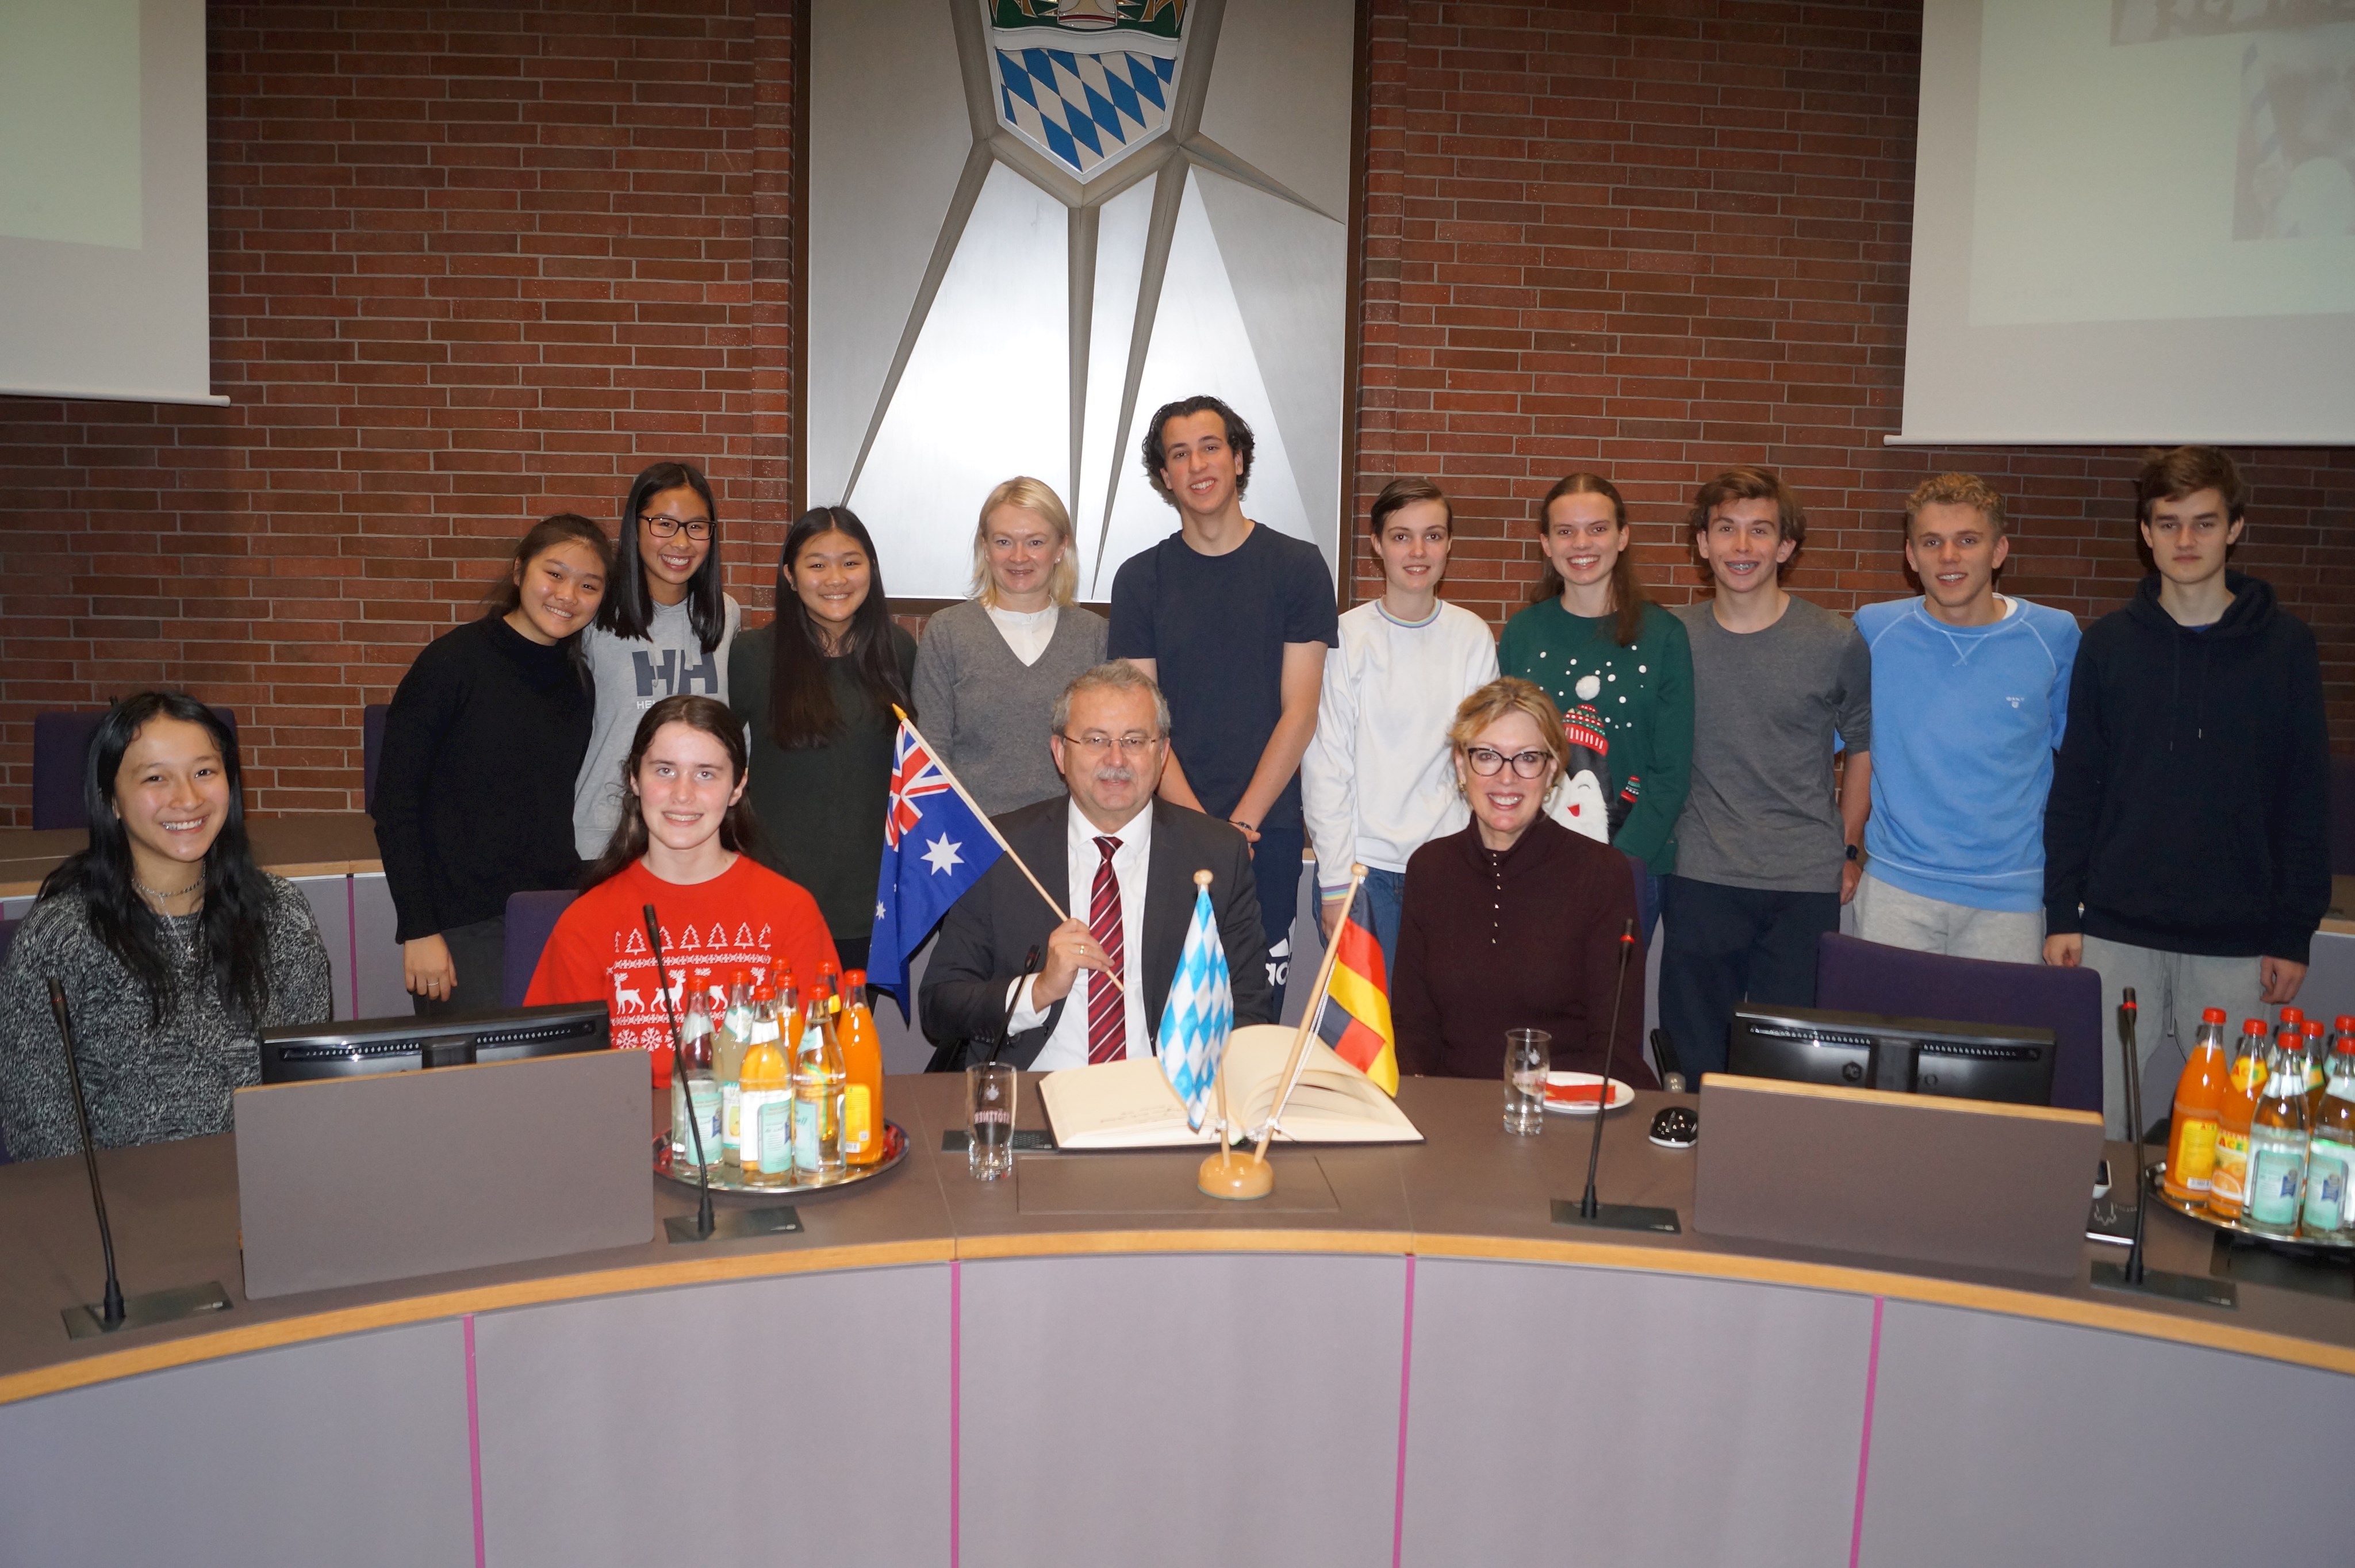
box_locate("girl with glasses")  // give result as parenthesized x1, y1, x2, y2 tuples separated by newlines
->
(572, 461, 744, 858)
(909, 477, 1108, 815)
(1390, 678, 1652, 1086)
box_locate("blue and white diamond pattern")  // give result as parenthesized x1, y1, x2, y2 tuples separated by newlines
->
(997, 48, 1177, 177)
(1156, 881, 1233, 1130)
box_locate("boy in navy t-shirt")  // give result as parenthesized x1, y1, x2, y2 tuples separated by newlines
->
(1109, 395, 1338, 1010)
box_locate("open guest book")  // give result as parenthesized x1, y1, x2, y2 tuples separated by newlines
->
(1040, 1025, 1424, 1149)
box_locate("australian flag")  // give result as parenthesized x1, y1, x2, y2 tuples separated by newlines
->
(869, 721, 1003, 1015)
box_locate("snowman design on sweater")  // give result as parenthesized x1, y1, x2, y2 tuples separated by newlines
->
(1544, 672, 1640, 845)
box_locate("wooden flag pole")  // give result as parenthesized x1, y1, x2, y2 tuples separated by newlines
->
(1195, 871, 1271, 1200)
(1250, 862, 1368, 1167)
(892, 706, 1122, 997)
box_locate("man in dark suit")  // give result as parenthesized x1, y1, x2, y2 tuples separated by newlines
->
(922, 661, 1272, 1069)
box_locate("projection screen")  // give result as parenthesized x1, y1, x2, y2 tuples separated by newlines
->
(0, 0, 218, 405)
(1898, 0, 2355, 446)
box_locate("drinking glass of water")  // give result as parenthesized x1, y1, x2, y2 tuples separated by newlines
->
(966, 1059, 1017, 1180)
(1503, 1029, 1549, 1136)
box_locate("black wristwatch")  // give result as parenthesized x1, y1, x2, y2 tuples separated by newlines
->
(1844, 843, 1861, 862)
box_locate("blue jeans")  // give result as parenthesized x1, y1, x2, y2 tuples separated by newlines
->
(1316, 861, 1406, 981)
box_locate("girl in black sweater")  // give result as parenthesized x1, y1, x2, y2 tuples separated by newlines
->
(373, 514, 613, 1014)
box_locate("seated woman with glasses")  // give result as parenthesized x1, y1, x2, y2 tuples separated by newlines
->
(573, 460, 744, 858)
(1390, 678, 1651, 1084)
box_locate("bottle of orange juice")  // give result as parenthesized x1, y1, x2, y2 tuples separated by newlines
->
(2301, 1019, 2328, 1119)
(838, 969, 886, 1167)
(2162, 1008, 2230, 1203)
(2207, 1018, 2272, 1221)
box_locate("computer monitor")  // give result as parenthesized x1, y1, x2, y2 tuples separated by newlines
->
(1727, 1005, 2055, 1106)
(258, 1002, 611, 1084)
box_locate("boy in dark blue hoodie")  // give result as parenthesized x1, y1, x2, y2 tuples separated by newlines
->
(2044, 447, 2330, 1136)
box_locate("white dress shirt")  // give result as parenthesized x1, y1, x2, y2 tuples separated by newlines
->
(985, 603, 1058, 667)
(1010, 799, 1155, 1069)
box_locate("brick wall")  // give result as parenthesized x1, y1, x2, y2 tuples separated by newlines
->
(1, 1, 2350, 826)
(1351, 0, 2355, 741)
(0, 1, 796, 818)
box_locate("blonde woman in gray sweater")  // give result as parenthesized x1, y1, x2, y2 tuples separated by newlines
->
(911, 477, 1109, 816)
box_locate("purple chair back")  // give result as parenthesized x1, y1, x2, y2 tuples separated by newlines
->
(503, 889, 577, 1007)
(0, 915, 14, 1161)
(32, 706, 241, 831)
(2332, 754, 2355, 877)
(1815, 932, 2103, 1113)
(363, 704, 389, 816)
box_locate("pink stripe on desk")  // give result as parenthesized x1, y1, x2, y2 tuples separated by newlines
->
(465, 1314, 486, 1568)
(1391, 1254, 1416, 1568)
(1848, 1296, 1884, 1568)
(949, 1258, 961, 1568)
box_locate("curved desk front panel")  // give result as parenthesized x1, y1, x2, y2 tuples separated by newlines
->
(1, 1077, 2350, 1567)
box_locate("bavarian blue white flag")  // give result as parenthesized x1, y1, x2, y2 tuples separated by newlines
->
(1156, 876, 1233, 1131)
(869, 719, 1004, 1018)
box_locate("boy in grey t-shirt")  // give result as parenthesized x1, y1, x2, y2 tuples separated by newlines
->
(1660, 469, 1872, 1080)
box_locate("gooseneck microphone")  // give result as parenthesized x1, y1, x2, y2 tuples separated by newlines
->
(1552, 921, 1680, 1235)
(642, 906, 714, 1241)
(47, 978, 125, 1327)
(2119, 988, 2147, 1284)
(1578, 921, 1639, 1221)
(984, 946, 1042, 1067)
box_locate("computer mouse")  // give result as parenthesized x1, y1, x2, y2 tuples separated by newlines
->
(1649, 1105, 1698, 1149)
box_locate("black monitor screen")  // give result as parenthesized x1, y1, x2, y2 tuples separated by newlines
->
(259, 1002, 611, 1084)
(1727, 1005, 2055, 1106)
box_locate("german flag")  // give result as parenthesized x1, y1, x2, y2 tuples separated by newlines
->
(1314, 887, 1398, 1095)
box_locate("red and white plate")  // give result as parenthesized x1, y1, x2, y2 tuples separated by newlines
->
(1542, 1072, 1636, 1115)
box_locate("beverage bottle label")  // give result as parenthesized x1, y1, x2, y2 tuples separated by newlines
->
(794, 1097, 819, 1172)
(2248, 1147, 2305, 1228)
(843, 1084, 872, 1156)
(2168, 1117, 2218, 1194)
(2210, 1129, 2252, 1207)
(2303, 1143, 2349, 1233)
(758, 1099, 793, 1176)
(722, 1083, 742, 1153)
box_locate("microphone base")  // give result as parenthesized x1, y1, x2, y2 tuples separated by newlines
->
(62, 1280, 233, 1340)
(1551, 1199, 1682, 1235)
(663, 1205, 803, 1245)
(2089, 1259, 2237, 1309)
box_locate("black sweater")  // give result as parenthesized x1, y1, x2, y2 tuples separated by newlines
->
(2044, 572, 2330, 963)
(374, 616, 594, 941)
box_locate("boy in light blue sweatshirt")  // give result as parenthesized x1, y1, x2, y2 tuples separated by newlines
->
(1851, 473, 2079, 965)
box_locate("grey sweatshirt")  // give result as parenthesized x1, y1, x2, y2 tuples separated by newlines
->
(572, 595, 742, 857)
(909, 599, 1109, 816)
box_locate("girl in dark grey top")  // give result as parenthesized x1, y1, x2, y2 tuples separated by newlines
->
(0, 694, 331, 1160)
(909, 477, 1108, 816)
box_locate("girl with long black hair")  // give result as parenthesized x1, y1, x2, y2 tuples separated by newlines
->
(374, 512, 612, 1014)
(728, 505, 915, 973)
(0, 693, 332, 1157)
(572, 460, 743, 856)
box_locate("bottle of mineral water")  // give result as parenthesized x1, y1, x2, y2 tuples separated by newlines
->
(2302, 1038, 2355, 1240)
(792, 999, 847, 1181)
(2245, 1043, 2310, 1239)
(668, 972, 719, 1170)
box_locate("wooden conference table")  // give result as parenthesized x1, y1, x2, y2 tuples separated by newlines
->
(0, 1075, 2350, 1568)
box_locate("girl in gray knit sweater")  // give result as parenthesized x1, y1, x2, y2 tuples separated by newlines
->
(0, 695, 331, 1160)
(910, 477, 1108, 816)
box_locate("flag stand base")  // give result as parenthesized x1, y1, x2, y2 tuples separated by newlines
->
(1198, 1148, 1273, 1201)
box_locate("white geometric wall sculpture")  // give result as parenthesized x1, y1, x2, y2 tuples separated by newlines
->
(807, 0, 1353, 598)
